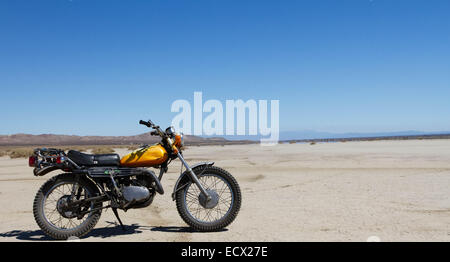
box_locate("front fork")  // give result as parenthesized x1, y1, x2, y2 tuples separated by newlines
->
(177, 152, 211, 201)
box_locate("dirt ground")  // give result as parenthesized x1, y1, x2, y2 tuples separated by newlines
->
(0, 140, 449, 242)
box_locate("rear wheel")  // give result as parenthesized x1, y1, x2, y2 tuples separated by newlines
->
(175, 166, 241, 231)
(33, 173, 102, 240)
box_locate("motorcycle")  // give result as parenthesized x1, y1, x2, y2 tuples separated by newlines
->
(29, 120, 241, 240)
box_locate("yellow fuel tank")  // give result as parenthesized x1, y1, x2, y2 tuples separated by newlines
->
(120, 144, 168, 167)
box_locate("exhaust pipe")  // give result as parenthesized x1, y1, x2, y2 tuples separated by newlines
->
(142, 169, 164, 195)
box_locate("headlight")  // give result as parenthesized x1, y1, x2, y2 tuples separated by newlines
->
(165, 126, 176, 137)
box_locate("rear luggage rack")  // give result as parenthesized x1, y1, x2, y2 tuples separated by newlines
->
(32, 148, 65, 167)
(31, 148, 72, 176)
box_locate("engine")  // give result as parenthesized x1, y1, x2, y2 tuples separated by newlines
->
(121, 185, 150, 202)
(104, 170, 158, 209)
(117, 172, 157, 206)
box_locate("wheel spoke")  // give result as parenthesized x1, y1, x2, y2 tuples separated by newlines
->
(43, 181, 95, 231)
(183, 173, 234, 224)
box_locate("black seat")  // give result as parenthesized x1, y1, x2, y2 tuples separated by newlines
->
(67, 150, 120, 167)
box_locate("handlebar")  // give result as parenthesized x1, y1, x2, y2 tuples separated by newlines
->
(140, 119, 165, 137)
(138, 119, 179, 154)
(139, 120, 152, 127)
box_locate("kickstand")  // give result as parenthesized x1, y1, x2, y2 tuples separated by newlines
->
(112, 208, 126, 231)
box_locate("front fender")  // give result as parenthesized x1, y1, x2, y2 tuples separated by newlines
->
(171, 161, 214, 200)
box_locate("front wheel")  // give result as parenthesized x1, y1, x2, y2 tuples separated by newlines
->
(175, 166, 241, 231)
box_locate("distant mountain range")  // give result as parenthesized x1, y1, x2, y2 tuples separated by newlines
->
(0, 133, 254, 146)
(212, 130, 450, 141)
(1, 130, 449, 146)
(278, 130, 450, 141)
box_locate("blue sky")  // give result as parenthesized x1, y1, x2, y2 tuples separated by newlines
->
(0, 0, 449, 136)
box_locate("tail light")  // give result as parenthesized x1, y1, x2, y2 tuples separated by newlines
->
(56, 156, 66, 164)
(28, 156, 36, 167)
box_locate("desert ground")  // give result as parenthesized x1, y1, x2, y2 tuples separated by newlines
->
(0, 140, 449, 242)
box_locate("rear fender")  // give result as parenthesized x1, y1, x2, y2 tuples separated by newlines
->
(33, 166, 59, 176)
(171, 161, 214, 200)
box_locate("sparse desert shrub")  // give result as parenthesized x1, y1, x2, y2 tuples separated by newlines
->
(289, 141, 296, 144)
(91, 147, 115, 154)
(310, 142, 316, 145)
(8, 148, 35, 158)
(127, 145, 141, 151)
(73, 146, 89, 152)
(61, 146, 89, 152)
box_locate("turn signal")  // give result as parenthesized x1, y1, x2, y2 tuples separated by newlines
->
(174, 134, 182, 147)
